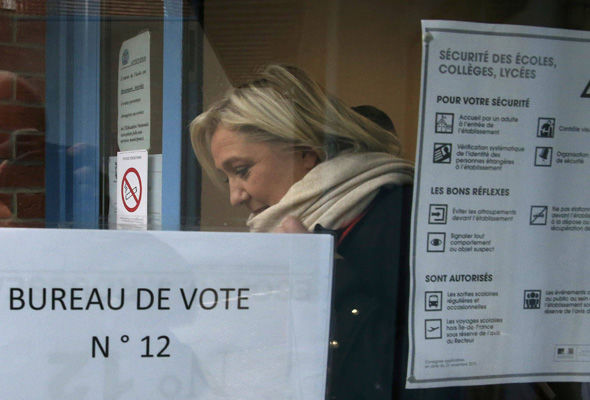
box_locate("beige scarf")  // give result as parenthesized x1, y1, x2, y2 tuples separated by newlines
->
(247, 152, 414, 232)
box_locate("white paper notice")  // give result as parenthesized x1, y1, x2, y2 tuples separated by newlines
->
(109, 154, 161, 230)
(0, 229, 333, 400)
(108, 155, 117, 229)
(408, 20, 590, 388)
(117, 150, 148, 229)
(118, 31, 151, 151)
(148, 154, 162, 229)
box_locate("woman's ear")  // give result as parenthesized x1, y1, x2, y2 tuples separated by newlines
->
(301, 149, 319, 170)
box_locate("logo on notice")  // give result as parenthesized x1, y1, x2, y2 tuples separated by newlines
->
(534, 147, 553, 167)
(523, 290, 541, 309)
(428, 204, 448, 224)
(425, 291, 443, 312)
(425, 319, 442, 339)
(529, 205, 548, 225)
(435, 112, 454, 134)
(433, 143, 452, 164)
(555, 345, 576, 361)
(121, 167, 142, 212)
(427, 232, 446, 252)
(122, 49, 130, 65)
(537, 118, 555, 138)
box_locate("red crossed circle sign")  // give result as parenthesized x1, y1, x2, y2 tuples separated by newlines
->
(121, 167, 143, 212)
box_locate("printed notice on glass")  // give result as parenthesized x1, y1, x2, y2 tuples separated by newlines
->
(0, 229, 333, 399)
(110, 154, 161, 229)
(408, 20, 590, 388)
(117, 150, 148, 229)
(118, 31, 150, 151)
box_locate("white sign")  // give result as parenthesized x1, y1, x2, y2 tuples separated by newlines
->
(409, 20, 590, 388)
(0, 228, 333, 399)
(108, 155, 117, 228)
(117, 150, 148, 229)
(148, 154, 162, 229)
(118, 31, 151, 151)
(110, 154, 162, 229)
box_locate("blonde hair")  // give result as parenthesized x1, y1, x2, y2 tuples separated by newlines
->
(190, 64, 401, 185)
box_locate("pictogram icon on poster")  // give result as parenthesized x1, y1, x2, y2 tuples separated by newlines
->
(121, 167, 142, 212)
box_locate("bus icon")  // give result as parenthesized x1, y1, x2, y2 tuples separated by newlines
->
(425, 291, 443, 311)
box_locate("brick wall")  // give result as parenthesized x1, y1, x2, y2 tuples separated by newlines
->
(0, 1, 46, 227)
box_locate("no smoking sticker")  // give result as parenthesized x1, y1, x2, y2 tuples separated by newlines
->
(121, 168, 142, 212)
(117, 150, 148, 229)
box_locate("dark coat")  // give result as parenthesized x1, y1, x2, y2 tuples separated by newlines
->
(322, 184, 580, 400)
(322, 183, 414, 399)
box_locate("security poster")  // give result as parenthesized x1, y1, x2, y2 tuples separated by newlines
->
(0, 229, 333, 399)
(408, 20, 590, 388)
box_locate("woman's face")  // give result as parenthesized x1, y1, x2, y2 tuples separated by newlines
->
(210, 126, 318, 214)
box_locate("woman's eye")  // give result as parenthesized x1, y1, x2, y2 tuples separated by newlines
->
(234, 166, 251, 178)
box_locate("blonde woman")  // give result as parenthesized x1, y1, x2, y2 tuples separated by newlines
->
(192, 65, 417, 399)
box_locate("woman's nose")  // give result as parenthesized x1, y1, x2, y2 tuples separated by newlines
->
(229, 182, 249, 206)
